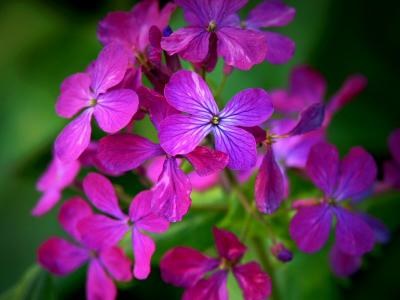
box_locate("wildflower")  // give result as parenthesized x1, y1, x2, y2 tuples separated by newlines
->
(160, 227, 271, 300)
(271, 242, 293, 263)
(38, 198, 132, 300)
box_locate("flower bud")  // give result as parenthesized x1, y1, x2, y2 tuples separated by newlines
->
(271, 243, 293, 263)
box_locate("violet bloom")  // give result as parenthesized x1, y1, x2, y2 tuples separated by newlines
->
(160, 227, 271, 300)
(77, 172, 169, 279)
(243, 0, 296, 64)
(383, 128, 400, 189)
(159, 70, 273, 170)
(161, 0, 267, 70)
(289, 142, 377, 257)
(54, 43, 139, 162)
(32, 157, 80, 216)
(38, 198, 132, 300)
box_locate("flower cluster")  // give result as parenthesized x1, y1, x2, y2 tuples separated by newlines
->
(34, 1, 397, 299)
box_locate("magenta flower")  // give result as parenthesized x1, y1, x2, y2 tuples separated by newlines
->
(160, 227, 271, 300)
(32, 157, 80, 216)
(54, 43, 139, 162)
(77, 172, 169, 279)
(161, 0, 268, 70)
(289, 142, 377, 256)
(383, 128, 400, 189)
(38, 197, 132, 300)
(159, 70, 273, 170)
(243, 0, 296, 64)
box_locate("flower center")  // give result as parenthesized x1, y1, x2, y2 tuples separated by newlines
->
(211, 115, 220, 125)
(207, 20, 217, 32)
(218, 258, 232, 270)
(89, 99, 97, 106)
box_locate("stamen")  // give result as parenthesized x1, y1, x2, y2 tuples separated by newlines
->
(211, 115, 220, 125)
(89, 99, 97, 106)
(207, 20, 217, 32)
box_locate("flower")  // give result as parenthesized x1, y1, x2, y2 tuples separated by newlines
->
(38, 197, 132, 300)
(160, 227, 271, 300)
(383, 128, 400, 189)
(77, 172, 170, 279)
(54, 43, 139, 162)
(159, 70, 273, 170)
(161, 0, 268, 70)
(242, 0, 296, 64)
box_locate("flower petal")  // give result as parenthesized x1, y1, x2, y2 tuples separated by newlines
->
(160, 246, 219, 288)
(54, 109, 93, 162)
(389, 128, 400, 164)
(97, 11, 135, 47)
(94, 89, 139, 133)
(334, 207, 375, 256)
(213, 227, 247, 262)
(306, 142, 339, 197)
(247, 0, 296, 28)
(289, 203, 333, 253)
(83, 172, 125, 219)
(189, 171, 221, 191)
(182, 271, 228, 300)
(37, 158, 81, 191)
(213, 125, 257, 170)
(185, 146, 229, 176)
(159, 114, 212, 156)
(38, 237, 88, 276)
(263, 31, 295, 64)
(87, 259, 116, 300)
(334, 147, 377, 201)
(100, 246, 132, 281)
(132, 228, 155, 279)
(32, 189, 61, 216)
(151, 157, 192, 222)
(329, 243, 362, 277)
(286, 102, 325, 136)
(233, 262, 272, 300)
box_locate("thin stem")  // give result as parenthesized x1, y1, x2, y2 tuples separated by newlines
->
(200, 66, 206, 79)
(214, 74, 229, 99)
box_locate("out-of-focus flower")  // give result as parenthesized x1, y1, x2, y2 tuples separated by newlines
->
(383, 128, 400, 189)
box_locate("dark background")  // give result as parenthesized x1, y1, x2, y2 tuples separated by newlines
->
(0, 0, 399, 299)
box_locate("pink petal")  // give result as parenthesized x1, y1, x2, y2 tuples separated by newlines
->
(213, 227, 247, 262)
(233, 262, 272, 300)
(83, 172, 125, 219)
(132, 228, 155, 279)
(247, 0, 296, 28)
(185, 146, 229, 176)
(97, 11, 136, 48)
(56, 73, 92, 118)
(182, 271, 228, 300)
(94, 89, 139, 133)
(219, 88, 273, 127)
(87, 259, 116, 300)
(264, 31, 295, 64)
(54, 109, 93, 162)
(217, 27, 267, 70)
(151, 157, 192, 222)
(100, 246, 132, 281)
(189, 171, 221, 191)
(287, 102, 325, 136)
(32, 189, 61, 216)
(213, 125, 257, 170)
(289, 203, 333, 253)
(160, 246, 219, 288)
(38, 237, 88, 276)
(145, 156, 166, 184)
(98, 133, 163, 174)
(329, 243, 362, 277)
(389, 128, 400, 164)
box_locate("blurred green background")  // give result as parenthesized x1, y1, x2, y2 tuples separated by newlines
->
(0, 0, 399, 299)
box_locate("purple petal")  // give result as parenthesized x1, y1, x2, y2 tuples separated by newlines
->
(151, 157, 192, 222)
(164, 70, 218, 116)
(160, 246, 219, 288)
(233, 262, 272, 300)
(56, 73, 92, 118)
(389, 128, 400, 164)
(189, 171, 221, 191)
(287, 103, 325, 136)
(100, 246, 132, 281)
(132, 228, 155, 279)
(128, 190, 170, 233)
(255, 146, 285, 214)
(213, 125, 257, 170)
(98, 133, 163, 174)
(264, 31, 295, 64)
(383, 160, 400, 189)
(145, 156, 166, 184)
(83, 172, 125, 219)
(247, 0, 296, 28)
(159, 114, 212, 156)
(38, 237, 88, 276)
(58, 197, 92, 241)
(334, 207, 375, 256)
(32, 189, 61, 216)
(54, 109, 93, 162)
(97, 11, 135, 48)
(185, 146, 229, 176)
(334, 147, 377, 201)
(213, 227, 247, 262)
(87, 259, 116, 300)
(217, 27, 267, 70)
(306, 142, 339, 197)
(182, 271, 228, 300)
(289, 203, 333, 253)
(329, 243, 362, 277)
(89, 44, 129, 95)
(37, 158, 81, 191)
(94, 89, 139, 133)
(360, 214, 390, 244)
(219, 88, 273, 127)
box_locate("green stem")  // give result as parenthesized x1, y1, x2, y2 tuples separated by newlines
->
(214, 74, 229, 100)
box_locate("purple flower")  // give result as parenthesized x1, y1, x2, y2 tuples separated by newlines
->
(383, 128, 400, 189)
(161, 0, 268, 70)
(160, 227, 271, 300)
(54, 44, 139, 162)
(159, 70, 273, 170)
(32, 157, 80, 216)
(77, 172, 170, 279)
(243, 0, 296, 64)
(271, 242, 293, 263)
(289, 142, 377, 257)
(38, 198, 132, 300)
